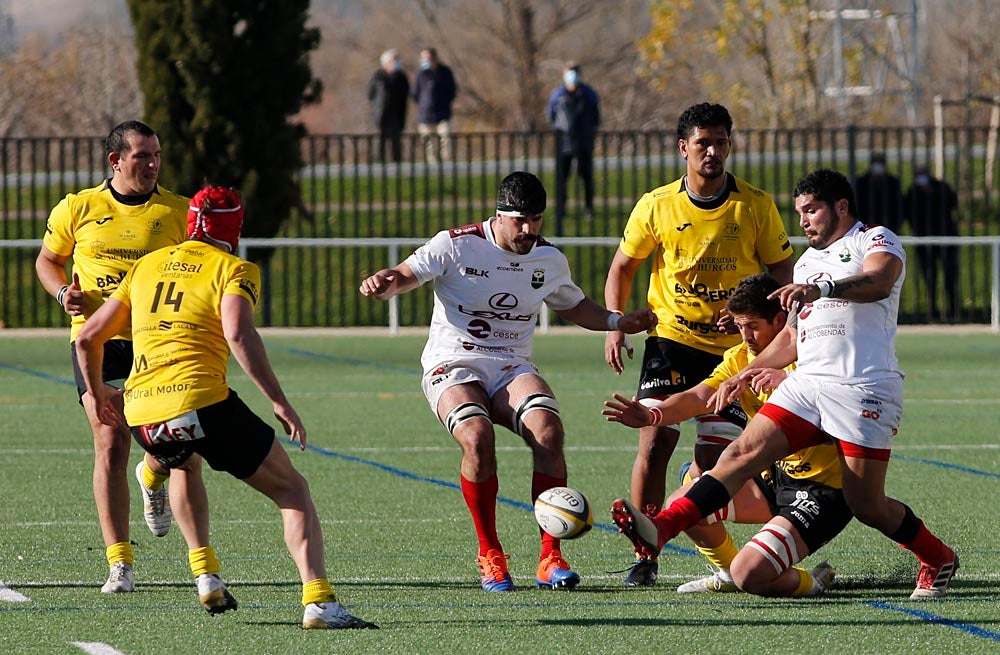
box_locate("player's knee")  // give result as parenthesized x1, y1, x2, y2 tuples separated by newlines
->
(730, 557, 776, 596)
(512, 393, 560, 439)
(445, 402, 490, 436)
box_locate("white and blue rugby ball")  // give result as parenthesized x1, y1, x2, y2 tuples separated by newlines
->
(534, 486, 594, 540)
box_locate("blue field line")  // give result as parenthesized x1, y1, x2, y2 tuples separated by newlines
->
(890, 454, 1000, 479)
(0, 362, 75, 386)
(867, 601, 1000, 642)
(302, 441, 696, 555)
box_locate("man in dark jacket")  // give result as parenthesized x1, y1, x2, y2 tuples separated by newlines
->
(854, 152, 903, 234)
(547, 61, 600, 230)
(905, 165, 961, 319)
(368, 49, 410, 163)
(412, 48, 457, 163)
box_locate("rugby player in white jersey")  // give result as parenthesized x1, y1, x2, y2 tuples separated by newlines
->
(610, 168, 958, 599)
(360, 171, 656, 592)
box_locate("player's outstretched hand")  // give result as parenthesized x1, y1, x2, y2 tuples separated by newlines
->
(716, 307, 738, 335)
(602, 393, 653, 428)
(768, 283, 820, 313)
(274, 402, 307, 450)
(747, 367, 788, 395)
(617, 308, 658, 334)
(359, 269, 397, 298)
(707, 372, 751, 413)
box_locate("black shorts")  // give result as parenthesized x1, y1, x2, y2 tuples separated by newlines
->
(636, 337, 747, 427)
(70, 339, 133, 399)
(129, 389, 275, 480)
(754, 468, 853, 553)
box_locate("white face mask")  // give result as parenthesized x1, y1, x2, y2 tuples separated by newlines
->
(915, 174, 930, 187)
(563, 70, 579, 87)
(870, 163, 886, 175)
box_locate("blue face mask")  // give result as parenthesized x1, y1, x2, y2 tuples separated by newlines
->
(563, 70, 579, 87)
(420, 60, 432, 71)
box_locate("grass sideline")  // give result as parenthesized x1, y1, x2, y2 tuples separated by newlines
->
(0, 332, 998, 655)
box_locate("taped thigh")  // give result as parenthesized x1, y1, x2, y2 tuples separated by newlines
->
(513, 393, 560, 437)
(746, 523, 801, 574)
(695, 414, 742, 447)
(444, 402, 490, 435)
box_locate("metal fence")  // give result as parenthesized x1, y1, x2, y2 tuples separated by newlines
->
(2, 126, 999, 329)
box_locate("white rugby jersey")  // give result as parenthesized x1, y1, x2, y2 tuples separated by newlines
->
(792, 222, 906, 381)
(405, 219, 586, 369)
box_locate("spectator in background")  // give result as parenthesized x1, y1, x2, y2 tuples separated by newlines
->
(412, 47, 457, 163)
(905, 164, 960, 320)
(547, 62, 600, 229)
(854, 152, 903, 233)
(368, 49, 410, 163)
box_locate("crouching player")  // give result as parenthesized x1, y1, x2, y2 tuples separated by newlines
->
(75, 185, 377, 629)
(603, 273, 847, 597)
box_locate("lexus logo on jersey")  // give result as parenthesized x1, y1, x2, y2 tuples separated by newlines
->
(531, 269, 545, 289)
(489, 293, 518, 309)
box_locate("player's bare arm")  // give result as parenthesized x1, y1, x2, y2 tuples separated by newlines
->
(74, 298, 132, 427)
(769, 252, 902, 312)
(603, 382, 716, 429)
(765, 256, 794, 286)
(358, 263, 420, 300)
(555, 298, 656, 334)
(603, 249, 645, 373)
(221, 294, 307, 449)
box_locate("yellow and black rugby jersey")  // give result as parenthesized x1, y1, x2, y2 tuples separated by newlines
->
(704, 341, 841, 488)
(111, 241, 261, 426)
(43, 181, 188, 342)
(620, 174, 791, 355)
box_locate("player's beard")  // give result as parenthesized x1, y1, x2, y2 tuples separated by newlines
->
(698, 158, 725, 179)
(511, 235, 536, 254)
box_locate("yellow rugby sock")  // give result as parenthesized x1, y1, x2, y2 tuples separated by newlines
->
(140, 460, 169, 490)
(188, 546, 221, 577)
(302, 578, 336, 606)
(696, 531, 739, 570)
(791, 566, 815, 596)
(106, 541, 134, 567)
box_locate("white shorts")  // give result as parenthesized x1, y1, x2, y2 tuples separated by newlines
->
(765, 372, 903, 451)
(421, 358, 539, 414)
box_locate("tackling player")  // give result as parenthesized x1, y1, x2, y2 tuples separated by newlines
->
(75, 186, 377, 629)
(360, 171, 656, 592)
(35, 120, 187, 593)
(603, 103, 793, 586)
(611, 169, 959, 599)
(604, 273, 844, 597)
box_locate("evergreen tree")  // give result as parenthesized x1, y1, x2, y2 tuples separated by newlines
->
(127, 0, 321, 258)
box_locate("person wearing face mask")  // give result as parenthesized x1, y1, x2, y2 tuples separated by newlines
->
(853, 152, 904, 234)
(904, 164, 960, 320)
(546, 62, 600, 231)
(368, 49, 410, 163)
(412, 47, 457, 163)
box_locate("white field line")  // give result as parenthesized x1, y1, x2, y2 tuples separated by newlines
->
(71, 643, 127, 655)
(12, 572, 1000, 588)
(8, 517, 458, 528)
(0, 581, 30, 602)
(3, 443, 999, 457)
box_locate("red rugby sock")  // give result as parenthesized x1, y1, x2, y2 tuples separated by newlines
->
(461, 474, 502, 556)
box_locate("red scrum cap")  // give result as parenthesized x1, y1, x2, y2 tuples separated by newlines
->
(187, 186, 244, 252)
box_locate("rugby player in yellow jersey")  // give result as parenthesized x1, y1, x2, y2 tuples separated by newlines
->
(35, 120, 188, 593)
(74, 186, 377, 629)
(604, 103, 794, 586)
(604, 273, 846, 597)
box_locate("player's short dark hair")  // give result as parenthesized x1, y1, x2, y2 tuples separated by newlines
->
(726, 273, 783, 321)
(105, 120, 156, 156)
(676, 103, 733, 141)
(497, 171, 546, 215)
(793, 168, 857, 220)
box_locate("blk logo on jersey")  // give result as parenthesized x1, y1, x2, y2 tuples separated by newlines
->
(531, 269, 545, 289)
(465, 267, 489, 278)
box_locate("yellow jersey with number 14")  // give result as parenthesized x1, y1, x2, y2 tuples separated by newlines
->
(110, 241, 261, 426)
(43, 181, 188, 342)
(620, 173, 791, 355)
